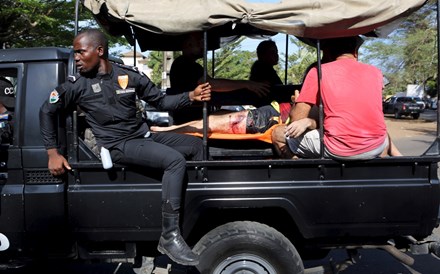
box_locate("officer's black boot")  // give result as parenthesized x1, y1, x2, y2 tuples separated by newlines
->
(157, 202, 199, 266)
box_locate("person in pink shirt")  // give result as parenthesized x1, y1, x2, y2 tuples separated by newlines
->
(282, 36, 401, 159)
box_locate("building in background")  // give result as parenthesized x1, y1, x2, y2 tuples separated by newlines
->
(120, 50, 152, 78)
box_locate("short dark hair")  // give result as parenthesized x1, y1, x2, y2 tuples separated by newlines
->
(256, 40, 276, 59)
(77, 29, 109, 59)
(321, 36, 364, 58)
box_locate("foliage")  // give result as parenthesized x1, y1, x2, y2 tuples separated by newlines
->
(146, 51, 182, 87)
(0, 0, 75, 48)
(147, 37, 256, 89)
(362, 0, 437, 97)
(282, 37, 316, 84)
(147, 51, 165, 86)
(0, 0, 128, 49)
(208, 37, 255, 80)
(146, 36, 318, 89)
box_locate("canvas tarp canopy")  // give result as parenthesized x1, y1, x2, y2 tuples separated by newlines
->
(82, 0, 426, 51)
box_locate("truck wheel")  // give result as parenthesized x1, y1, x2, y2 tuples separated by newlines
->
(412, 113, 420, 119)
(394, 110, 401, 119)
(193, 221, 304, 274)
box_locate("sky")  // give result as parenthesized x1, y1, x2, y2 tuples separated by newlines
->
(114, 33, 297, 59)
(240, 33, 295, 55)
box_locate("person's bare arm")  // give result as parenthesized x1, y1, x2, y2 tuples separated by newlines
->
(201, 77, 270, 97)
(272, 124, 296, 158)
(290, 102, 311, 121)
(285, 102, 316, 138)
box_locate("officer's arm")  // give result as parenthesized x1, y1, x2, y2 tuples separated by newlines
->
(39, 86, 73, 175)
(39, 98, 59, 150)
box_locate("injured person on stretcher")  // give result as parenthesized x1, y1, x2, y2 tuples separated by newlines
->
(151, 105, 281, 135)
(150, 90, 318, 143)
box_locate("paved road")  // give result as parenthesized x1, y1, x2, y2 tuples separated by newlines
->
(386, 109, 438, 156)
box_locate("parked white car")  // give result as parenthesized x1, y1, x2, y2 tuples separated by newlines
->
(432, 98, 438, 110)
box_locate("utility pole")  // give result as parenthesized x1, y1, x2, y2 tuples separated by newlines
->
(161, 51, 173, 90)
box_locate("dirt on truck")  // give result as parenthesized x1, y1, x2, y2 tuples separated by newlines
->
(1, 0, 440, 273)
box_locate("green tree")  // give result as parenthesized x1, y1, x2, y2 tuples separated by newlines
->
(0, 0, 76, 48)
(147, 37, 255, 88)
(147, 51, 166, 86)
(0, 0, 127, 49)
(362, 0, 437, 97)
(209, 37, 255, 80)
(282, 37, 316, 84)
(146, 51, 182, 87)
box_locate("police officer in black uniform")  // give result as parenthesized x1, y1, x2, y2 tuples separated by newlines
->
(39, 29, 211, 266)
(0, 77, 15, 144)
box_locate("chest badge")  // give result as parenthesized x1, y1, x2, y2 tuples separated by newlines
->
(92, 83, 102, 93)
(118, 75, 129, 90)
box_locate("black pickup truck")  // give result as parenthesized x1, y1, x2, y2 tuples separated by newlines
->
(383, 96, 425, 119)
(1, 0, 440, 273)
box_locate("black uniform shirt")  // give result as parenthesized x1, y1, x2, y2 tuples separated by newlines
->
(168, 55, 207, 124)
(249, 60, 283, 86)
(40, 63, 192, 149)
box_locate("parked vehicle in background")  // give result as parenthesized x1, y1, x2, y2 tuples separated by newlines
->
(432, 98, 438, 110)
(383, 96, 424, 119)
(412, 96, 426, 109)
(422, 97, 432, 109)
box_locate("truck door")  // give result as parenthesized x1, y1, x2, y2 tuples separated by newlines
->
(0, 65, 25, 253)
(0, 66, 19, 180)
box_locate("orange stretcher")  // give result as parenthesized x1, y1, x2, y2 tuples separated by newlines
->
(185, 123, 282, 144)
(183, 100, 290, 144)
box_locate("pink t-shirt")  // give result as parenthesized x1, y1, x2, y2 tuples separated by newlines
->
(297, 58, 386, 156)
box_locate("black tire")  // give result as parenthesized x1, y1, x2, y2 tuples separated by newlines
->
(193, 221, 304, 274)
(394, 109, 401, 119)
(412, 113, 420, 119)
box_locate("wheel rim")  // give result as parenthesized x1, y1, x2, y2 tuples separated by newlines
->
(213, 254, 276, 274)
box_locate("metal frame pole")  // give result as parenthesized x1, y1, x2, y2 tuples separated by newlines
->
(202, 31, 209, 160)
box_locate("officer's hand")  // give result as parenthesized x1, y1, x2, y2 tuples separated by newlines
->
(47, 148, 71, 176)
(246, 81, 270, 98)
(191, 82, 211, 102)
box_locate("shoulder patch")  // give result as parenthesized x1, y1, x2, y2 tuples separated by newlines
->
(67, 73, 82, 83)
(114, 62, 141, 74)
(49, 90, 60, 104)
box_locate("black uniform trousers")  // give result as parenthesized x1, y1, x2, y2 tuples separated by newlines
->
(111, 132, 203, 210)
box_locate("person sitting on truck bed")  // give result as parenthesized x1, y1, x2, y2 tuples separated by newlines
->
(0, 77, 15, 144)
(250, 40, 283, 86)
(249, 39, 293, 123)
(276, 36, 402, 159)
(168, 31, 271, 124)
(150, 39, 307, 136)
(271, 50, 334, 159)
(39, 29, 211, 266)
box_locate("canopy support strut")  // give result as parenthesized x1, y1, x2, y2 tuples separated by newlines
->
(203, 31, 209, 161)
